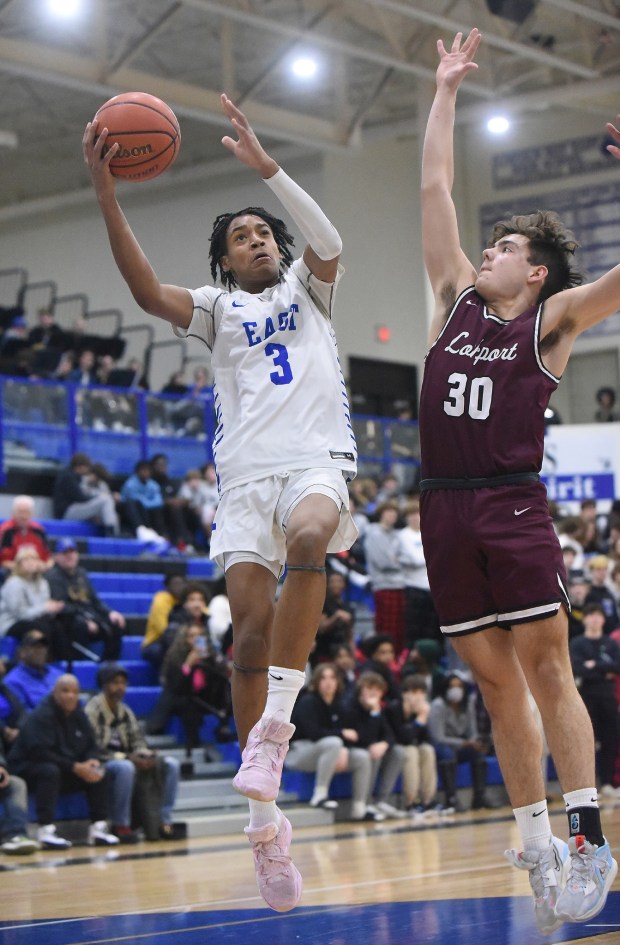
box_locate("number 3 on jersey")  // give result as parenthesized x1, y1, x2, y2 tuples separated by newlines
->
(265, 342, 293, 385)
(444, 372, 492, 419)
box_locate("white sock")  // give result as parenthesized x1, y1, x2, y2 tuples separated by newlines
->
(513, 801, 552, 853)
(263, 665, 305, 722)
(310, 786, 329, 805)
(248, 799, 279, 830)
(563, 788, 599, 810)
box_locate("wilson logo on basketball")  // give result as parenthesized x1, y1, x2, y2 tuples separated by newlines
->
(103, 143, 154, 158)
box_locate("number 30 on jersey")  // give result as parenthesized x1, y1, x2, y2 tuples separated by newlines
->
(444, 372, 492, 419)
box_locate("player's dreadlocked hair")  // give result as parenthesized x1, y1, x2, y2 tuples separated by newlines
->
(209, 207, 295, 291)
(488, 210, 584, 301)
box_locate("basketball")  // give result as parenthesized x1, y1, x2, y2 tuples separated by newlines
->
(92, 92, 181, 182)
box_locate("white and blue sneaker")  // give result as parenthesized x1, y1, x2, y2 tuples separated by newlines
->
(555, 835, 618, 923)
(505, 835, 569, 934)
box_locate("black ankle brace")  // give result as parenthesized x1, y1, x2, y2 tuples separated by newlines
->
(286, 565, 326, 573)
(232, 662, 269, 674)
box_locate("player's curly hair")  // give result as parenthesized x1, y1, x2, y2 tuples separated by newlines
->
(208, 207, 295, 291)
(488, 210, 584, 301)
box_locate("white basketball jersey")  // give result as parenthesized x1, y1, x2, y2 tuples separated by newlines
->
(174, 257, 357, 493)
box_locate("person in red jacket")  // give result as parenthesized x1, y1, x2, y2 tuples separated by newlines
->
(0, 495, 51, 572)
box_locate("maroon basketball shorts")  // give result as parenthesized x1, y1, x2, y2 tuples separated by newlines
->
(420, 480, 569, 637)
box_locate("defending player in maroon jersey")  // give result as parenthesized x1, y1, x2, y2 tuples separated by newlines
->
(420, 28, 619, 933)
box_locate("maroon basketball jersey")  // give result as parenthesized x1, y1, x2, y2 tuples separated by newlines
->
(419, 286, 559, 479)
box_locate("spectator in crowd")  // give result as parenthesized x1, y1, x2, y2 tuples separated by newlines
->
(578, 500, 606, 555)
(144, 582, 212, 735)
(594, 386, 619, 423)
(206, 578, 233, 656)
(168, 366, 211, 437)
(150, 454, 194, 551)
(285, 663, 375, 816)
(0, 547, 65, 649)
(67, 348, 97, 385)
(160, 623, 233, 766)
(400, 637, 446, 699)
(557, 517, 586, 574)
(428, 672, 496, 813)
(343, 671, 406, 819)
(374, 474, 403, 508)
(358, 634, 401, 702)
(568, 574, 591, 639)
(0, 742, 38, 855)
(53, 453, 120, 536)
(161, 370, 188, 395)
(610, 562, 620, 611)
(3, 630, 62, 710)
(8, 674, 118, 849)
(331, 642, 358, 704)
(119, 460, 167, 539)
(363, 501, 407, 655)
(85, 663, 181, 842)
(313, 571, 355, 667)
(51, 350, 75, 383)
(585, 555, 619, 635)
(0, 657, 25, 751)
(398, 499, 440, 646)
(46, 539, 124, 661)
(27, 306, 67, 352)
(385, 674, 438, 815)
(141, 573, 187, 669)
(177, 466, 219, 547)
(83, 462, 121, 518)
(163, 582, 211, 646)
(569, 603, 620, 799)
(95, 353, 117, 386)
(0, 495, 52, 572)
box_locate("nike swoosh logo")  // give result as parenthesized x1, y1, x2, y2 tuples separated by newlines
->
(466, 300, 476, 305)
(532, 809, 546, 817)
(514, 507, 531, 516)
(232, 301, 247, 308)
(269, 673, 284, 681)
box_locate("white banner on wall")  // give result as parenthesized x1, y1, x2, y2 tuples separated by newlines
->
(542, 423, 618, 502)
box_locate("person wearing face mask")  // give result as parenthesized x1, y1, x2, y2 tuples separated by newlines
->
(428, 672, 497, 813)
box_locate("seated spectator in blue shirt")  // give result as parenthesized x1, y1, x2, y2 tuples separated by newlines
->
(120, 461, 167, 539)
(3, 630, 62, 711)
(0, 657, 26, 752)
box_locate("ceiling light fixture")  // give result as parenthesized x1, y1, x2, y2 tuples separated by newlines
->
(487, 116, 510, 135)
(48, 0, 80, 17)
(291, 57, 318, 79)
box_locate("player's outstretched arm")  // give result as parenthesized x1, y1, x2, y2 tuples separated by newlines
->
(422, 29, 480, 341)
(82, 121, 193, 329)
(220, 93, 342, 283)
(606, 116, 620, 159)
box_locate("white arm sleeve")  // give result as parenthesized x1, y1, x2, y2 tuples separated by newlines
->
(264, 167, 342, 261)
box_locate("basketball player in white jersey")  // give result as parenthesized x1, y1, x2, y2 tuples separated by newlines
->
(421, 28, 619, 933)
(83, 93, 357, 913)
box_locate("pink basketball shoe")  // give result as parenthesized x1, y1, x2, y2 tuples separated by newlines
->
(245, 810, 302, 912)
(232, 711, 295, 802)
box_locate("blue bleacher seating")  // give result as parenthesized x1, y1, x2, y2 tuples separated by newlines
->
(95, 592, 155, 614)
(87, 537, 153, 556)
(70, 660, 158, 690)
(280, 756, 505, 803)
(40, 519, 100, 537)
(119, 636, 145, 660)
(0, 636, 16, 660)
(186, 559, 218, 579)
(89, 573, 165, 593)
